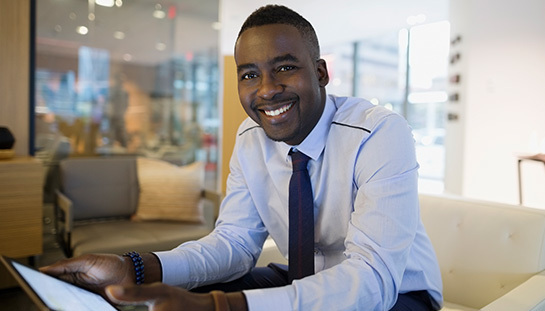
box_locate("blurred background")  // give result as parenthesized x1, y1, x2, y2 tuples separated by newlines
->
(31, 0, 545, 207)
(34, 0, 448, 192)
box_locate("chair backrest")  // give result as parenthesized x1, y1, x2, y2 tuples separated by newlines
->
(419, 193, 545, 309)
(59, 157, 139, 220)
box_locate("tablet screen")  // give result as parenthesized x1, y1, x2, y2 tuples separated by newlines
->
(11, 260, 118, 311)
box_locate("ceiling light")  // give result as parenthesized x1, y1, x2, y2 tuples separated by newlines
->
(76, 26, 89, 35)
(155, 42, 166, 51)
(54, 25, 62, 32)
(95, 0, 114, 7)
(123, 53, 132, 61)
(88, 13, 95, 21)
(153, 4, 166, 19)
(153, 9, 166, 19)
(115, 0, 123, 7)
(113, 31, 125, 39)
(212, 22, 222, 30)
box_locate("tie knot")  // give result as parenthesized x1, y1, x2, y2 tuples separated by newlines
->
(290, 150, 310, 172)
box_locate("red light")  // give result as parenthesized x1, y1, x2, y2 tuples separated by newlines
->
(168, 5, 176, 19)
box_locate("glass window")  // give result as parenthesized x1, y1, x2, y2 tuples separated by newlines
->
(355, 32, 405, 113)
(405, 21, 450, 187)
(323, 43, 355, 97)
(323, 21, 450, 192)
(35, 0, 220, 193)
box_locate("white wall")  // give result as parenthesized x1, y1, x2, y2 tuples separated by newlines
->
(446, 0, 545, 208)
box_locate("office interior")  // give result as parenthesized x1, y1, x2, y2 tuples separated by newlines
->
(1, 0, 545, 308)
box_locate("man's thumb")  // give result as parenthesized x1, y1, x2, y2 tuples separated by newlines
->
(106, 284, 151, 304)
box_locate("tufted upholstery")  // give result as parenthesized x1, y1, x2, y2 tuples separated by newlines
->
(420, 193, 545, 311)
(258, 193, 545, 310)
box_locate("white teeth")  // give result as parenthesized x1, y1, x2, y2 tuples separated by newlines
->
(264, 103, 293, 116)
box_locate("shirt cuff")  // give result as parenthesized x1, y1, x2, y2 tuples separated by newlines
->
(153, 250, 189, 286)
(243, 287, 292, 311)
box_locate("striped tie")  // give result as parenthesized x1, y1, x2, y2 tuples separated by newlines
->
(288, 150, 315, 282)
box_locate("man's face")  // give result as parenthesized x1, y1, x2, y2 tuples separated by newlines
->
(234, 24, 329, 145)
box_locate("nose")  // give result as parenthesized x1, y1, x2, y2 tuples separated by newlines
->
(257, 73, 283, 99)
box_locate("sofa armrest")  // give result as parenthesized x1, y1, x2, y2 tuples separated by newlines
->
(481, 270, 545, 311)
(202, 189, 223, 221)
(56, 189, 75, 256)
(56, 190, 74, 232)
(256, 237, 287, 267)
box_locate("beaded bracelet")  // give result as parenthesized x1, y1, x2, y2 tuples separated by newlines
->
(210, 291, 230, 311)
(123, 251, 144, 285)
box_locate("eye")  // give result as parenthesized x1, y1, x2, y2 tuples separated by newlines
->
(241, 72, 258, 81)
(278, 65, 296, 72)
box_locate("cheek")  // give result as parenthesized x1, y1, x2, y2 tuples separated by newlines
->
(237, 86, 251, 107)
(291, 70, 319, 92)
(293, 79, 319, 104)
(237, 88, 258, 117)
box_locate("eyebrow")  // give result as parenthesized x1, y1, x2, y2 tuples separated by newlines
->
(237, 53, 300, 74)
(271, 53, 300, 64)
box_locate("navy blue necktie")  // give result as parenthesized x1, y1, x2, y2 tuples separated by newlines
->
(288, 150, 315, 282)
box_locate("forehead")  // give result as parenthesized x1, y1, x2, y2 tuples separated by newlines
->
(235, 24, 308, 64)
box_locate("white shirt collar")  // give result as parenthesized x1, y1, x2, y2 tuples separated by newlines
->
(283, 95, 336, 162)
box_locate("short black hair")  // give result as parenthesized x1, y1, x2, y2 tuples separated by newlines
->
(236, 5, 320, 60)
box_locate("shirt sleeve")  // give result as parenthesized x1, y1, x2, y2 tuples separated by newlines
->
(244, 287, 293, 311)
(246, 113, 422, 310)
(154, 138, 269, 288)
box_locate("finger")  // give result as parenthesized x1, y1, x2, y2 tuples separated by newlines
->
(39, 257, 89, 276)
(105, 283, 169, 305)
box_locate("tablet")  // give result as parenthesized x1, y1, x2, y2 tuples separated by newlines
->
(0, 255, 120, 311)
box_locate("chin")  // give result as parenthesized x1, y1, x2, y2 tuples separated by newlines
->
(264, 133, 287, 143)
(263, 131, 292, 143)
(261, 123, 302, 145)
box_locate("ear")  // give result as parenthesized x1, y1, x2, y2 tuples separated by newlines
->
(316, 59, 330, 87)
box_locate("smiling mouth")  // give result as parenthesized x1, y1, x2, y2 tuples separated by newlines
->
(263, 102, 294, 117)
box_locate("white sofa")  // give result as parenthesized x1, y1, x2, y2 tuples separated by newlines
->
(258, 193, 545, 310)
(420, 193, 545, 311)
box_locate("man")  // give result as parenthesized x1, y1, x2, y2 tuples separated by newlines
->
(42, 5, 443, 310)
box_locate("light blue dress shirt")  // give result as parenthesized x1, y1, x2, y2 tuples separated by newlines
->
(155, 95, 443, 310)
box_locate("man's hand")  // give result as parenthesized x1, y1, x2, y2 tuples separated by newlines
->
(40, 254, 134, 295)
(42, 254, 248, 310)
(106, 283, 215, 311)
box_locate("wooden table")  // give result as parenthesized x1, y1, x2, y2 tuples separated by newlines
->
(0, 157, 43, 258)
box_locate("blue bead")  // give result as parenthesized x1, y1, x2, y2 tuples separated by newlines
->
(124, 251, 145, 285)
